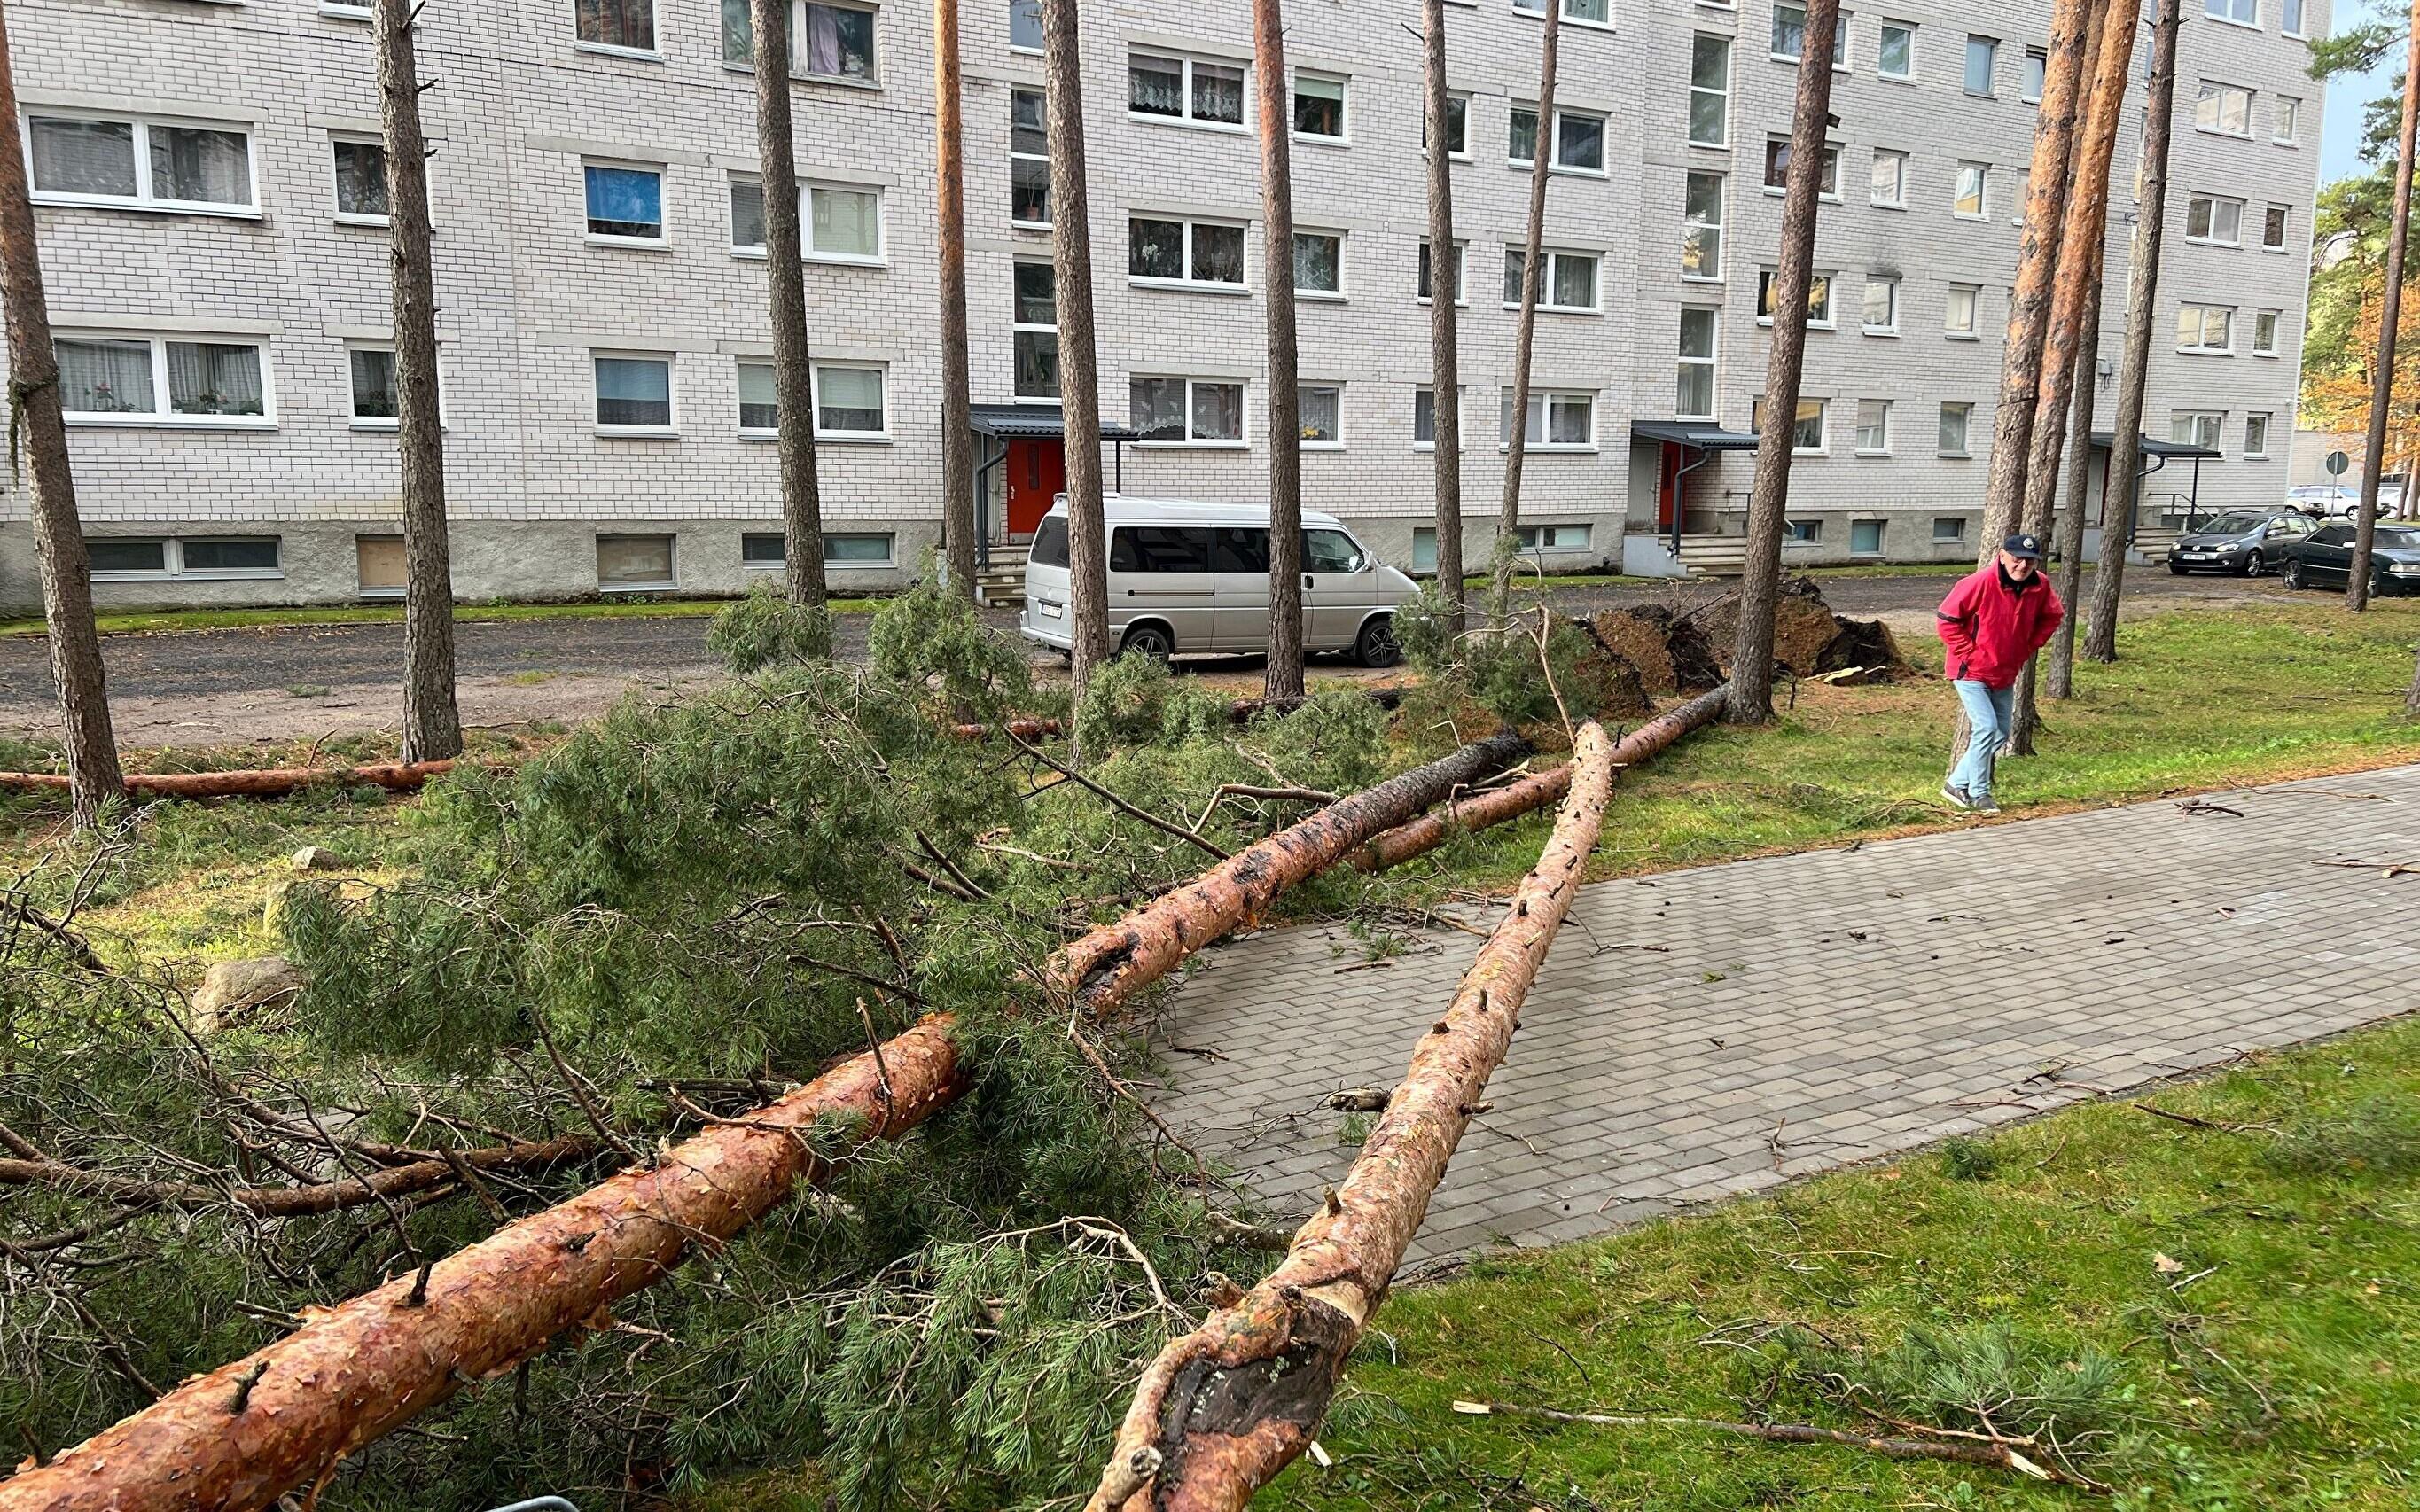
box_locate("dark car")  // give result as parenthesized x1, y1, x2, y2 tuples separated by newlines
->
(2282, 522, 2420, 596)
(2166, 511, 2318, 577)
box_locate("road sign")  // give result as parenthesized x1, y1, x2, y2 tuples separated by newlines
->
(2326, 449, 2351, 476)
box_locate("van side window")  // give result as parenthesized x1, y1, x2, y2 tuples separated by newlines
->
(1304, 528, 1364, 573)
(1213, 526, 1270, 573)
(1110, 526, 1213, 573)
(1029, 516, 1069, 567)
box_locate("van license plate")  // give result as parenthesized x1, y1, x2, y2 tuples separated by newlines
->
(1039, 602, 1063, 618)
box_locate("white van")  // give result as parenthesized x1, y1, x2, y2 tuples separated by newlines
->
(1019, 496, 1417, 667)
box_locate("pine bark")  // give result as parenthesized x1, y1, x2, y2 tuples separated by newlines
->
(1422, 0, 1464, 628)
(934, 0, 977, 599)
(1042, 0, 1109, 692)
(1084, 721, 1622, 1512)
(1255, 0, 1304, 700)
(378, 0, 464, 763)
(2085, 0, 2182, 662)
(1495, 0, 1560, 608)
(0, 5, 121, 828)
(2354, 0, 2420, 612)
(752, 0, 830, 612)
(2044, 263, 2104, 698)
(1728, 0, 1838, 725)
(0, 760, 456, 799)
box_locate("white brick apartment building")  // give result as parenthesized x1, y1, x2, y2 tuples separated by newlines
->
(0, 0, 2322, 612)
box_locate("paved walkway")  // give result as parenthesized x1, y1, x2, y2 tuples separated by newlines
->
(1149, 765, 2420, 1264)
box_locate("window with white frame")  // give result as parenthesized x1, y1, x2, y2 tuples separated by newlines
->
(1785, 518, 1822, 543)
(1753, 394, 1828, 452)
(1011, 89, 1050, 226)
(1418, 238, 1467, 303)
(1870, 148, 1907, 207)
(1877, 18, 1914, 78)
(2274, 95, 2300, 142)
(1683, 171, 1724, 279)
(1946, 282, 1980, 336)
(1128, 51, 1245, 127)
(2195, 82, 2252, 136)
(1963, 35, 1996, 95)
(722, 1, 878, 82)
(1132, 376, 1245, 444)
(1503, 247, 1601, 311)
(597, 533, 676, 590)
(1511, 105, 1607, 172)
(1500, 389, 1596, 450)
(1295, 230, 1344, 296)
(1129, 215, 1245, 287)
(1677, 308, 1718, 418)
(27, 113, 255, 213)
(824, 533, 894, 565)
(2185, 193, 2244, 245)
(2281, 0, 2304, 33)
(2170, 410, 2222, 450)
(1421, 92, 1471, 157)
(2204, 0, 2254, 23)
(584, 162, 663, 242)
(1932, 516, 1966, 542)
(1765, 136, 1840, 195)
(1854, 397, 1890, 453)
(1412, 385, 1459, 448)
(1850, 518, 1885, 555)
(89, 535, 282, 581)
(1013, 260, 1058, 399)
(1772, 3, 1846, 61)
(726, 178, 882, 260)
(1293, 73, 1347, 141)
(1690, 34, 1731, 147)
(576, 0, 655, 52)
(2261, 203, 2288, 250)
(2176, 304, 2233, 352)
(1009, 0, 1041, 51)
(2022, 48, 2046, 103)
(1514, 0, 1612, 23)
(1300, 384, 1342, 445)
(594, 352, 674, 432)
(1953, 161, 1988, 218)
(2252, 308, 2279, 355)
(1512, 523, 1592, 552)
(814, 364, 886, 436)
(2244, 411, 2272, 457)
(57, 333, 270, 423)
(331, 136, 387, 222)
(1862, 274, 1900, 333)
(320, 1, 373, 18)
(737, 360, 780, 433)
(1757, 267, 1835, 327)
(345, 344, 440, 427)
(730, 176, 764, 249)
(1939, 400, 1973, 455)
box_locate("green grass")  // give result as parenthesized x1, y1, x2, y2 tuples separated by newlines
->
(0, 595, 882, 637)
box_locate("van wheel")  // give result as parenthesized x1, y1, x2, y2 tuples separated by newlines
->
(1119, 623, 1175, 662)
(1354, 615, 1401, 669)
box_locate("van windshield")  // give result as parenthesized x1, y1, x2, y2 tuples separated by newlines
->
(1029, 516, 1069, 568)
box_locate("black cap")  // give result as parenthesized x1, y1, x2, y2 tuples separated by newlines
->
(2003, 533, 2044, 559)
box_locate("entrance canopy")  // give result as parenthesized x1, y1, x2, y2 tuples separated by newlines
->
(2087, 431, 2222, 461)
(1630, 419, 1760, 451)
(970, 403, 1142, 442)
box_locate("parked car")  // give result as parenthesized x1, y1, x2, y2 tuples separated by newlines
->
(2166, 512, 2317, 576)
(1020, 496, 1415, 666)
(2281, 522, 2420, 596)
(2285, 485, 2354, 516)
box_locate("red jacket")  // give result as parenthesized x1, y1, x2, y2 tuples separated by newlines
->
(1935, 565, 2065, 688)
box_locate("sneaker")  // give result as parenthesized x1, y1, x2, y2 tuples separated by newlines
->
(1940, 783, 1975, 810)
(1970, 794, 2002, 816)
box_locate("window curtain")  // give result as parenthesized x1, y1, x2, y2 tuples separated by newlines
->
(596, 358, 672, 426)
(1131, 378, 1185, 441)
(577, 0, 653, 50)
(1190, 383, 1241, 441)
(1553, 255, 1596, 309)
(721, 0, 752, 62)
(804, 4, 871, 77)
(149, 126, 251, 206)
(349, 349, 398, 418)
(57, 339, 154, 414)
(1129, 60, 1182, 115)
(333, 141, 388, 217)
(1295, 236, 1339, 292)
(29, 118, 136, 196)
(737, 363, 779, 430)
(166, 342, 265, 416)
(730, 181, 767, 248)
(585, 167, 661, 236)
(816, 368, 883, 432)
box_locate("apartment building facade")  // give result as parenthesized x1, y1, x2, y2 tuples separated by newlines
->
(0, 0, 2323, 612)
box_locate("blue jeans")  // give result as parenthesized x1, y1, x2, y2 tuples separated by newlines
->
(1948, 679, 2015, 799)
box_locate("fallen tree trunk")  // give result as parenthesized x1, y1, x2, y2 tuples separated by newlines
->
(0, 761, 456, 800)
(1354, 685, 1729, 872)
(1052, 730, 1528, 1017)
(949, 684, 1415, 743)
(1086, 720, 1620, 1512)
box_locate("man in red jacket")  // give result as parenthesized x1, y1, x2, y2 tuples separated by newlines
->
(1935, 533, 2065, 814)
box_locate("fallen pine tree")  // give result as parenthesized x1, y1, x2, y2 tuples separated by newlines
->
(1085, 720, 1621, 1512)
(0, 760, 456, 799)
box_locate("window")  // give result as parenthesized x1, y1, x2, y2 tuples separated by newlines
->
(2185, 193, 2244, 245)
(1677, 308, 1718, 418)
(1503, 247, 1601, 311)
(1513, 523, 1592, 551)
(1870, 148, 1907, 207)
(2204, 0, 2254, 23)
(2281, 0, 2304, 34)
(1514, 0, 1612, 22)
(1422, 93, 1471, 157)
(27, 113, 254, 213)
(1011, 89, 1050, 226)
(1753, 395, 1828, 452)
(2244, 412, 2272, 457)
(1932, 516, 1966, 542)
(2176, 304, 2233, 352)
(1963, 35, 1996, 96)
(721, 0, 878, 82)
(1294, 74, 1347, 140)
(1511, 105, 1607, 172)
(1785, 519, 1822, 543)
(1771, 3, 1844, 60)
(331, 137, 387, 222)
(815, 365, 886, 436)
(1417, 239, 1466, 303)
(2261, 204, 2288, 250)
(89, 536, 281, 581)
(1129, 51, 1245, 127)
(1128, 216, 1245, 287)
(825, 533, 895, 565)
(1954, 161, 1987, 218)
(1862, 275, 1899, 333)
(584, 162, 663, 242)
(2022, 48, 2046, 103)
(357, 535, 406, 596)
(808, 183, 882, 261)
(1500, 389, 1596, 450)
(1764, 136, 1839, 195)
(1413, 386, 1456, 448)
(2252, 308, 2279, 355)
(347, 346, 403, 426)
(1013, 261, 1058, 398)
(743, 533, 786, 568)
(1877, 19, 1913, 79)
(597, 534, 675, 590)
(1690, 35, 1731, 147)
(1683, 171, 1724, 279)
(2195, 82, 2252, 136)
(1009, 0, 1041, 51)
(2274, 96, 2300, 142)
(1300, 385, 1341, 445)
(575, 0, 654, 52)
(737, 361, 779, 433)
(594, 353, 674, 432)
(1132, 377, 1245, 444)
(1850, 518, 1885, 556)
(1295, 230, 1344, 296)
(1939, 401, 1972, 455)
(56, 334, 270, 423)
(1757, 268, 1834, 327)
(1946, 282, 1979, 336)
(2170, 410, 2223, 450)
(1855, 398, 1890, 453)
(730, 177, 764, 248)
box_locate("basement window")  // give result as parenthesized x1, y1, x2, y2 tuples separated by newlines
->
(597, 532, 677, 590)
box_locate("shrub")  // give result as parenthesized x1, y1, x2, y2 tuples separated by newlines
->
(1940, 1134, 2001, 1181)
(708, 584, 833, 672)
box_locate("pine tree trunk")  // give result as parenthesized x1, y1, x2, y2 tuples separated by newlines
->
(1042, 0, 1108, 695)
(378, 0, 463, 764)
(1495, 0, 1560, 612)
(934, 0, 977, 599)
(0, 7, 121, 826)
(2353, 0, 2420, 612)
(1422, 0, 1464, 631)
(752, 0, 829, 613)
(1727, 0, 1838, 725)
(2085, 0, 2181, 663)
(1255, 0, 1304, 701)
(2044, 263, 2103, 699)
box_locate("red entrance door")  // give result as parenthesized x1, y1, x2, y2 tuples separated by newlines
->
(1658, 444, 1682, 532)
(1005, 438, 1066, 538)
